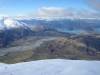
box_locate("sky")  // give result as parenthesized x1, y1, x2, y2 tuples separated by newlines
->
(0, 0, 100, 18)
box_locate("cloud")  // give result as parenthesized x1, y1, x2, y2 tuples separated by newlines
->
(31, 7, 75, 19)
(75, 10, 100, 19)
(0, 14, 9, 20)
(1, 7, 100, 20)
(29, 7, 100, 19)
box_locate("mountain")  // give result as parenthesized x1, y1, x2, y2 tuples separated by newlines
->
(31, 35, 100, 60)
(0, 59, 100, 75)
(19, 18, 100, 33)
(0, 34, 100, 63)
(1, 18, 100, 33)
(0, 18, 100, 63)
(0, 18, 100, 48)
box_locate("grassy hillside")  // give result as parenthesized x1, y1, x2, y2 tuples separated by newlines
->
(0, 35, 100, 64)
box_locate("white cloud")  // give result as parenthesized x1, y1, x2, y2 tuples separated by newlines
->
(31, 7, 75, 19)
(29, 7, 100, 19)
(1, 7, 100, 20)
(0, 14, 9, 20)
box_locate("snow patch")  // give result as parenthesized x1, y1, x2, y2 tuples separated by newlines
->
(0, 59, 100, 75)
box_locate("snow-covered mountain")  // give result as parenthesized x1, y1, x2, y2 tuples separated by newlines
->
(0, 17, 100, 33)
(0, 17, 46, 32)
(0, 59, 100, 75)
(0, 18, 31, 30)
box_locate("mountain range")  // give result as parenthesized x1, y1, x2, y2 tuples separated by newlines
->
(0, 17, 100, 63)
